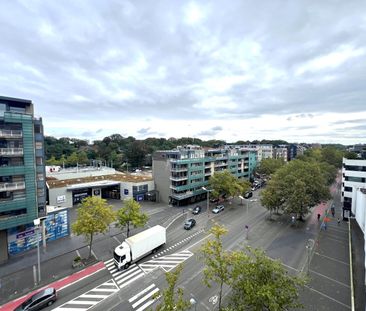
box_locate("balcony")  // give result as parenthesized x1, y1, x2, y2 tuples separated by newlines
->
(171, 167, 188, 172)
(0, 148, 23, 156)
(214, 162, 227, 167)
(0, 181, 25, 192)
(0, 129, 22, 138)
(170, 175, 188, 181)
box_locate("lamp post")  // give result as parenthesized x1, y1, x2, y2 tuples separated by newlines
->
(190, 297, 197, 311)
(238, 195, 244, 206)
(33, 218, 41, 284)
(202, 187, 212, 218)
(306, 239, 314, 275)
(246, 199, 257, 218)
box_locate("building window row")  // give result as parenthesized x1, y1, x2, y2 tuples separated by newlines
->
(345, 176, 365, 183)
(343, 165, 366, 172)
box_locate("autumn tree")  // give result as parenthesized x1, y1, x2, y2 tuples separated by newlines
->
(116, 198, 148, 237)
(72, 197, 116, 258)
(200, 224, 231, 311)
(228, 246, 307, 311)
(154, 264, 190, 311)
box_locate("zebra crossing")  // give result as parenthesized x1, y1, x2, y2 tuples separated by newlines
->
(139, 250, 193, 273)
(104, 258, 145, 289)
(128, 283, 161, 311)
(53, 279, 118, 310)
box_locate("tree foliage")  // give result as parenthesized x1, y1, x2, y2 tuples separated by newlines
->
(208, 170, 251, 200)
(154, 264, 190, 311)
(261, 160, 330, 218)
(227, 247, 307, 311)
(200, 224, 231, 311)
(116, 198, 148, 237)
(256, 158, 285, 176)
(72, 197, 116, 258)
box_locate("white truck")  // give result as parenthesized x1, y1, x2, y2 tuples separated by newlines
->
(113, 225, 166, 270)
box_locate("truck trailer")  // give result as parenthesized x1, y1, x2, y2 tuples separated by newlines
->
(114, 225, 166, 270)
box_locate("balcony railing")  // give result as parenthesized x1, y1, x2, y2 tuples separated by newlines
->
(171, 167, 188, 172)
(0, 181, 25, 192)
(170, 175, 188, 181)
(0, 148, 23, 156)
(0, 129, 22, 138)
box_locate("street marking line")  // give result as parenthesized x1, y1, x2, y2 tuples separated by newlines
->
(105, 258, 113, 264)
(113, 236, 121, 244)
(305, 284, 351, 309)
(309, 269, 350, 288)
(132, 287, 160, 309)
(135, 295, 161, 311)
(80, 294, 109, 298)
(129, 284, 156, 303)
(66, 300, 104, 304)
(314, 252, 349, 265)
(115, 268, 142, 282)
(118, 273, 144, 289)
(185, 234, 212, 251)
(148, 260, 187, 264)
(87, 288, 118, 292)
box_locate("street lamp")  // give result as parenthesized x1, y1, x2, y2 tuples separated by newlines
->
(190, 297, 197, 311)
(238, 195, 244, 206)
(246, 199, 257, 218)
(305, 239, 314, 275)
(202, 187, 212, 218)
(33, 218, 41, 284)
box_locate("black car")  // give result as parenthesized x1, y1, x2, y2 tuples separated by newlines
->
(184, 218, 196, 230)
(210, 198, 219, 203)
(244, 191, 253, 199)
(192, 205, 201, 215)
(14, 287, 57, 311)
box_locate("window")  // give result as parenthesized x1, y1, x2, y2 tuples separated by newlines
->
(35, 142, 43, 149)
(345, 176, 364, 183)
(36, 157, 43, 165)
(37, 188, 45, 196)
(344, 186, 353, 192)
(344, 165, 366, 172)
(37, 173, 44, 181)
(34, 124, 42, 134)
(0, 191, 12, 200)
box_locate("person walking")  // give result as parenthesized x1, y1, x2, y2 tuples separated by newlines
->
(337, 218, 341, 225)
(317, 213, 321, 221)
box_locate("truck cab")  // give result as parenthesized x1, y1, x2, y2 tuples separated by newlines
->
(114, 241, 131, 269)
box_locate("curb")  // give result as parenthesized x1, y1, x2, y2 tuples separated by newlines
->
(0, 261, 106, 311)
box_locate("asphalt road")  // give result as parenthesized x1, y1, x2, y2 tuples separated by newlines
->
(51, 189, 318, 311)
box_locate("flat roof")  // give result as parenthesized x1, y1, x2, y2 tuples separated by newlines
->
(47, 173, 153, 189)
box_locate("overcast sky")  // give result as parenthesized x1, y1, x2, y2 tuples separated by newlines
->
(1, 1, 366, 144)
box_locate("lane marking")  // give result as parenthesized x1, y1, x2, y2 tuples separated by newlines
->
(132, 287, 160, 309)
(309, 269, 350, 288)
(129, 284, 156, 303)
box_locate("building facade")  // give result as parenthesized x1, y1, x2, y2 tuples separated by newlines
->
(152, 145, 257, 206)
(240, 144, 273, 162)
(0, 96, 46, 262)
(341, 158, 366, 219)
(273, 147, 288, 162)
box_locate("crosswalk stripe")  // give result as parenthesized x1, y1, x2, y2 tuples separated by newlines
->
(65, 300, 100, 305)
(148, 260, 186, 264)
(105, 258, 114, 264)
(129, 284, 156, 303)
(116, 268, 143, 284)
(114, 266, 139, 281)
(87, 288, 118, 292)
(79, 294, 108, 298)
(135, 295, 161, 311)
(118, 272, 144, 289)
(132, 287, 159, 309)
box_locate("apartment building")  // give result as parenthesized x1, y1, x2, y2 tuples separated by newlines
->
(240, 144, 273, 162)
(152, 145, 257, 206)
(341, 158, 366, 219)
(273, 147, 288, 162)
(0, 96, 46, 262)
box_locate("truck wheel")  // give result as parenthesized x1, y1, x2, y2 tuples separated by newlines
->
(124, 263, 130, 269)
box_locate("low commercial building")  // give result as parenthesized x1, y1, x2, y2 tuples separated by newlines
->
(341, 158, 366, 219)
(46, 167, 154, 208)
(153, 145, 257, 206)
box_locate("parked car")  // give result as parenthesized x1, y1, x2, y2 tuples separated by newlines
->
(184, 218, 196, 230)
(192, 205, 201, 215)
(14, 287, 57, 311)
(244, 191, 253, 199)
(212, 205, 225, 214)
(210, 198, 219, 203)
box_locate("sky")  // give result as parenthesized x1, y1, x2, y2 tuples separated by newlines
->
(1, 0, 366, 145)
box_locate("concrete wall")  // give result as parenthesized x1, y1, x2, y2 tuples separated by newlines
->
(0, 230, 8, 263)
(153, 159, 171, 204)
(48, 186, 73, 208)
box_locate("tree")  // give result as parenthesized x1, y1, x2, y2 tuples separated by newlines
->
(256, 158, 285, 176)
(200, 224, 231, 311)
(208, 170, 248, 201)
(344, 151, 358, 159)
(72, 197, 116, 258)
(261, 160, 330, 219)
(228, 246, 307, 311)
(116, 198, 148, 237)
(154, 264, 190, 311)
(124, 140, 148, 168)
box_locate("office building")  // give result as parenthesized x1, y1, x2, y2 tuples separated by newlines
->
(0, 96, 46, 262)
(152, 145, 257, 206)
(341, 158, 366, 219)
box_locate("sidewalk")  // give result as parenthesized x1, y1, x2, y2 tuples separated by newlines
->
(0, 200, 178, 306)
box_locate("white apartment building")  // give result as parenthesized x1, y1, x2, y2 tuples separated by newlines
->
(241, 144, 273, 162)
(341, 158, 366, 219)
(273, 147, 288, 162)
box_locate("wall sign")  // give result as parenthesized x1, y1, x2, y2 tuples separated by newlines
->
(56, 195, 66, 204)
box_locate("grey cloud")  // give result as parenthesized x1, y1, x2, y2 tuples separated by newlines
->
(197, 126, 223, 136)
(137, 127, 150, 134)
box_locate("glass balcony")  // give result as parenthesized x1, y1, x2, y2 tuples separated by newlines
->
(0, 129, 22, 138)
(0, 181, 25, 192)
(170, 175, 188, 181)
(0, 148, 23, 156)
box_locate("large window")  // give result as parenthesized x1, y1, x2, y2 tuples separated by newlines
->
(35, 142, 43, 149)
(344, 165, 366, 172)
(344, 186, 353, 192)
(345, 176, 365, 183)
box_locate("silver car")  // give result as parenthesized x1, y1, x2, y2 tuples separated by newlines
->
(212, 205, 225, 214)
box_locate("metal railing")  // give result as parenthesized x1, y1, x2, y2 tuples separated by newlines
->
(0, 148, 23, 155)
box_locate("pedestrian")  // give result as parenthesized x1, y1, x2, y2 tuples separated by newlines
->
(331, 209, 335, 217)
(337, 218, 341, 225)
(317, 213, 321, 221)
(320, 222, 325, 231)
(324, 222, 327, 230)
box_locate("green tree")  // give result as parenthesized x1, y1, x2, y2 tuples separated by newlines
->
(228, 246, 307, 311)
(72, 197, 116, 258)
(208, 170, 248, 201)
(256, 158, 285, 176)
(46, 155, 58, 165)
(66, 152, 79, 166)
(344, 151, 358, 159)
(77, 151, 89, 165)
(261, 160, 330, 219)
(200, 224, 231, 311)
(154, 264, 190, 311)
(116, 198, 148, 237)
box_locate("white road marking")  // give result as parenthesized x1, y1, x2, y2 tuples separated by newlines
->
(129, 284, 161, 311)
(129, 284, 156, 303)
